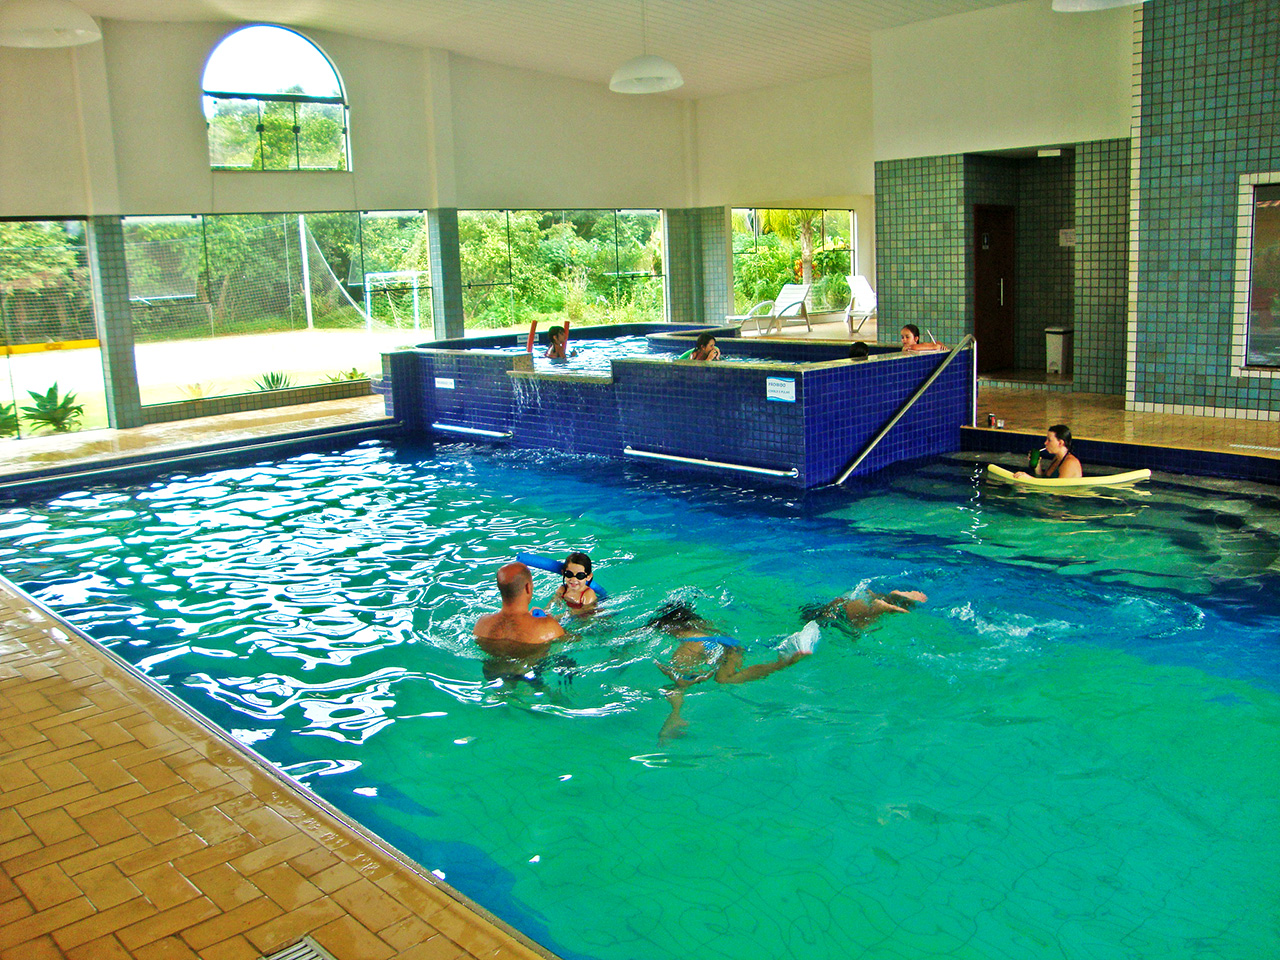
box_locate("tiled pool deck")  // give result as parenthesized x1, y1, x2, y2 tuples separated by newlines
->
(0, 577, 552, 960)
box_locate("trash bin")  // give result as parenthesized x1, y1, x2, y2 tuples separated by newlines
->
(1045, 326, 1074, 376)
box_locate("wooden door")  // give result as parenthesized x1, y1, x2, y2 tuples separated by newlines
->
(973, 204, 1015, 373)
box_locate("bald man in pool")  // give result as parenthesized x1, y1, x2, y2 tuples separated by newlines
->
(473, 561, 565, 655)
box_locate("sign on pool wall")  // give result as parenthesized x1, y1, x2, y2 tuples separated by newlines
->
(766, 377, 796, 402)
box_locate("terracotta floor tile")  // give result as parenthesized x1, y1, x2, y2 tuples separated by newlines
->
(59, 833, 151, 877)
(289, 845, 340, 878)
(0, 807, 31, 842)
(75, 863, 143, 910)
(251, 861, 324, 911)
(244, 898, 347, 954)
(32, 760, 89, 792)
(178, 806, 241, 846)
(114, 833, 208, 878)
(230, 833, 317, 877)
(379, 914, 440, 952)
(65, 933, 133, 960)
(199, 934, 262, 960)
(313, 914, 398, 960)
(13, 782, 98, 820)
(132, 935, 202, 960)
(309, 860, 363, 894)
(0, 871, 20, 904)
(0, 895, 35, 927)
(3, 833, 98, 877)
(115, 895, 221, 951)
(76, 758, 137, 793)
(0, 933, 64, 960)
(187, 862, 261, 912)
(77, 808, 136, 845)
(0, 895, 96, 951)
(130, 759, 185, 793)
(24, 807, 84, 846)
(128, 807, 191, 845)
(12, 862, 83, 911)
(171, 833, 263, 877)
(395, 935, 466, 960)
(181, 897, 283, 952)
(59, 782, 149, 820)
(166, 782, 251, 820)
(114, 782, 197, 819)
(0, 833, 43, 866)
(52, 896, 159, 951)
(131, 863, 201, 911)
(331, 877, 413, 933)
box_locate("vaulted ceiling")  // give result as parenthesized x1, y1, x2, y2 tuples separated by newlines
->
(77, 0, 1028, 98)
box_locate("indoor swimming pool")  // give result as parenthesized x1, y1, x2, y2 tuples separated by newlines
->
(1, 440, 1277, 960)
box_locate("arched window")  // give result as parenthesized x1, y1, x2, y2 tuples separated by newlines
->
(202, 25, 350, 172)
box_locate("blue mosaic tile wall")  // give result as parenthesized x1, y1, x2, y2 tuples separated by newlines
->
(1136, 0, 1280, 414)
(1074, 139, 1130, 395)
(509, 377, 620, 455)
(875, 155, 969, 346)
(384, 327, 975, 487)
(804, 351, 974, 482)
(616, 360, 808, 477)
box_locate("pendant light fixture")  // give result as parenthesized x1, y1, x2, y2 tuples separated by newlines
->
(0, 0, 101, 47)
(610, 0, 682, 94)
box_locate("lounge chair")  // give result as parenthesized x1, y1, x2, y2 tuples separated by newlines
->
(845, 274, 877, 337)
(739, 283, 812, 336)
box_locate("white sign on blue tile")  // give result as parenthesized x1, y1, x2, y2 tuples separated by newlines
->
(766, 377, 796, 402)
(435, 377, 456, 389)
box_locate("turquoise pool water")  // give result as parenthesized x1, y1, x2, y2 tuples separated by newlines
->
(1, 441, 1278, 960)
(488, 334, 806, 374)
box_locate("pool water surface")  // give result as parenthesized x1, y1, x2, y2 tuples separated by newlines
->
(1, 441, 1277, 960)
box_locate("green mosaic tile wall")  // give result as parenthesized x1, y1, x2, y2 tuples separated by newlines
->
(1015, 154, 1074, 371)
(1075, 139, 1129, 395)
(879, 148, 1120, 384)
(1137, 0, 1280, 413)
(874, 155, 968, 345)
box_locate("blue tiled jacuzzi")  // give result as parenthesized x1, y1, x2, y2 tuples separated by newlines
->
(380, 324, 976, 487)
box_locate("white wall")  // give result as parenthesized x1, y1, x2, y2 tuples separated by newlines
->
(447, 54, 689, 210)
(695, 68, 876, 204)
(0, 42, 118, 216)
(872, 0, 1132, 161)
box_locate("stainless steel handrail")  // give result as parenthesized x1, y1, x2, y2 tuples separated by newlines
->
(834, 334, 977, 485)
(624, 446, 799, 478)
(432, 422, 513, 439)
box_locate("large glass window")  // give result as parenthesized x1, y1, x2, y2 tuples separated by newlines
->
(122, 212, 429, 405)
(0, 220, 107, 438)
(731, 208, 853, 314)
(202, 26, 349, 172)
(459, 210, 664, 329)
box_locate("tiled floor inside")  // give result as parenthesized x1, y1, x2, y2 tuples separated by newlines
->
(0, 334, 1275, 959)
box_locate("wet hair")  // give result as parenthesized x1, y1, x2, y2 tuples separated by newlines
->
(645, 600, 713, 634)
(695, 333, 716, 349)
(849, 342, 870, 360)
(900, 324, 921, 342)
(497, 563, 531, 602)
(1048, 424, 1073, 451)
(564, 551, 592, 578)
(547, 325, 565, 341)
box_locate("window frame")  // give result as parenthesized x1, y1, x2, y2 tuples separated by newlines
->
(202, 26, 351, 173)
(1232, 172, 1280, 377)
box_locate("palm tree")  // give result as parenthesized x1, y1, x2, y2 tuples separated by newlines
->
(759, 209, 822, 285)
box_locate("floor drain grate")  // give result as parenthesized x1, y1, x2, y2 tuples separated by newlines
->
(259, 937, 340, 960)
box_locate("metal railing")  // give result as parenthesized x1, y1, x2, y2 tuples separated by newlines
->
(834, 335, 976, 485)
(432, 422, 512, 439)
(624, 446, 799, 478)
